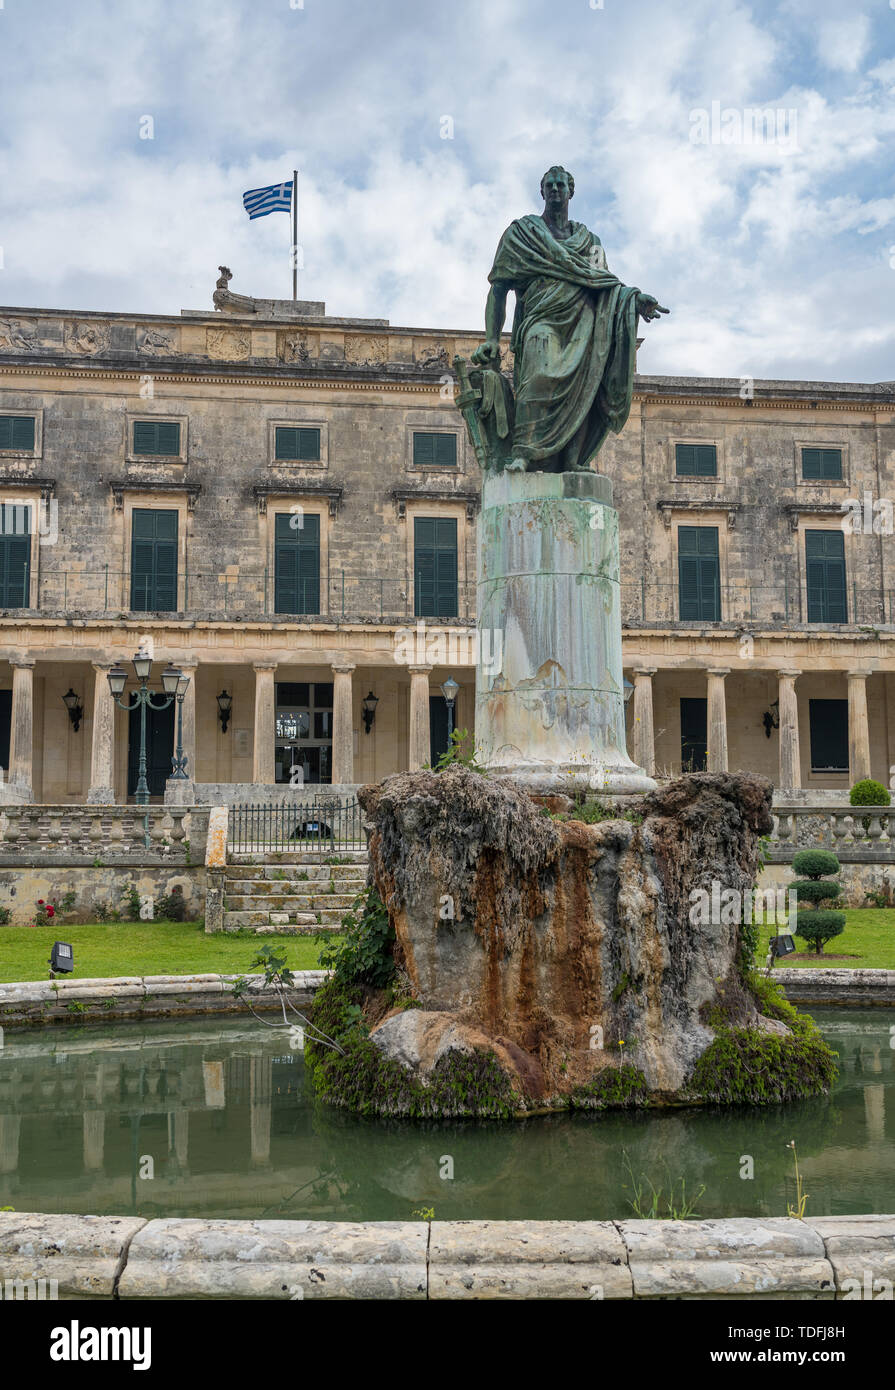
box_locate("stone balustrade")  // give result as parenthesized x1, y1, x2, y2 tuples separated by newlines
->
(768, 803, 895, 861)
(0, 804, 209, 865)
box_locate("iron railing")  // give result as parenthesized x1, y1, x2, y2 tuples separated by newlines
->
(228, 797, 366, 853)
(2, 570, 475, 622)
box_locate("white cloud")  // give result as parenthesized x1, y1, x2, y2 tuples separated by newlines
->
(0, 0, 893, 382)
(815, 17, 871, 74)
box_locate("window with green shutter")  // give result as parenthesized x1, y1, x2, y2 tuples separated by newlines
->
(678, 526, 721, 620)
(675, 443, 717, 477)
(414, 517, 458, 617)
(413, 432, 458, 468)
(132, 420, 181, 456)
(0, 504, 31, 608)
(801, 448, 842, 481)
(130, 509, 178, 612)
(274, 512, 320, 614)
(275, 426, 321, 461)
(805, 529, 847, 622)
(0, 416, 36, 452)
(809, 699, 848, 772)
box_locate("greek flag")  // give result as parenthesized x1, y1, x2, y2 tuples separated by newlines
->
(242, 181, 292, 220)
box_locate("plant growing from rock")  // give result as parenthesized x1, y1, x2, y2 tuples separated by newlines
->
(790, 849, 846, 955)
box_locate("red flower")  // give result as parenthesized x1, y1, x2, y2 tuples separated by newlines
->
(37, 899, 44, 905)
(46, 906, 55, 917)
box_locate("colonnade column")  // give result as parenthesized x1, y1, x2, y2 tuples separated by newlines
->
(408, 665, 432, 771)
(847, 670, 871, 783)
(87, 660, 116, 804)
(178, 659, 198, 781)
(9, 658, 34, 799)
(252, 663, 277, 785)
(706, 667, 730, 773)
(331, 663, 356, 786)
(631, 667, 657, 776)
(777, 669, 802, 791)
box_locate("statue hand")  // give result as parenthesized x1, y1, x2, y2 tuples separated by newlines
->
(471, 339, 500, 366)
(636, 294, 670, 323)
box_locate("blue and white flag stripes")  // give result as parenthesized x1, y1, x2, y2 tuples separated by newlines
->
(242, 181, 293, 220)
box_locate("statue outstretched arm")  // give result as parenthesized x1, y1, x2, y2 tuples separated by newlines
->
(471, 281, 510, 365)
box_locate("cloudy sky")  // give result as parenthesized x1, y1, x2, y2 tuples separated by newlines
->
(0, 0, 893, 381)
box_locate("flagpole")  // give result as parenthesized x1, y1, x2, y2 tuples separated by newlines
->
(292, 170, 298, 301)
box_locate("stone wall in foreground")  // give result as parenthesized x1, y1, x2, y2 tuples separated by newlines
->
(1, 1213, 892, 1299)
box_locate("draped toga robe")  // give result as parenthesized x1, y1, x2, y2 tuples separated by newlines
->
(487, 214, 641, 470)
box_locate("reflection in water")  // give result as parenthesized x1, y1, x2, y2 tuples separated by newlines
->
(0, 1010, 892, 1221)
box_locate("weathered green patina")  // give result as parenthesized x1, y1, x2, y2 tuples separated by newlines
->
(465, 166, 668, 474)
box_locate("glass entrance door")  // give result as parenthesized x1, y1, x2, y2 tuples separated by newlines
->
(275, 681, 333, 784)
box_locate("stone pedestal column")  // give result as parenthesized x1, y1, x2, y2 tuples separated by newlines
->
(9, 658, 34, 799)
(252, 663, 277, 784)
(632, 668, 657, 776)
(88, 661, 117, 804)
(777, 669, 802, 790)
(475, 470, 654, 793)
(706, 668, 730, 773)
(408, 665, 432, 771)
(331, 663, 356, 785)
(848, 670, 871, 783)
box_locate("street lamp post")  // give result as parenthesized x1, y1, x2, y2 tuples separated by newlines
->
(107, 654, 183, 806)
(441, 675, 459, 744)
(170, 669, 192, 780)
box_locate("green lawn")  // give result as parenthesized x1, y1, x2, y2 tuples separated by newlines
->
(0, 922, 335, 984)
(762, 908, 895, 970)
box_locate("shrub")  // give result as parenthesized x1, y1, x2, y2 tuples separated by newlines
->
(789, 878, 842, 903)
(155, 885, 186, 921)
(850, 779, 891, 807)
(790, 849, 845, 955)
(791, 849, 840, 879)
(794, 909, 846, 955)
(316, 887, 395, 989)
(0, 906, 10, 925)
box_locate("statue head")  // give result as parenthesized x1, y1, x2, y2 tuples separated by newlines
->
(540, 166, 574, 203)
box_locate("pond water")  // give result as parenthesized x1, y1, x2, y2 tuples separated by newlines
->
(0, 1008, 892, 1222)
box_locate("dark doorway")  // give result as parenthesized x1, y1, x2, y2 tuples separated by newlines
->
(680, 697, 708, 771)
(429, 695, 450, 767)
(0, 689, 10, 772)
(127, 701, 175, 798)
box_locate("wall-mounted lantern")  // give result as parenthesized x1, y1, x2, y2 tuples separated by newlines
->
(762, 700, 780, 738)
(217, 690, 233, 733)
(61, 688, 83, 732)
(362, 690, 379, 734)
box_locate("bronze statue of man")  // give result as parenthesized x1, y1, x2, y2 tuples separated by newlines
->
(471, 167, 668, 473)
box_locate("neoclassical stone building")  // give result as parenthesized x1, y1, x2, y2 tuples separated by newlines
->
(0, 286, 893, 803)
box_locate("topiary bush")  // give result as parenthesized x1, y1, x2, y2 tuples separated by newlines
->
(850, 778, 891, 837)
(791, 849, 840, 879)
(850, 778, 891, 807)
(790, 849, 845, 954)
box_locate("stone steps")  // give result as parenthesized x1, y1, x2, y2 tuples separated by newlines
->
(224, 864, 366, 883)
(220, 850, 368, 934)
(224, 893, 358, 911)
(221, 909, 343, 931)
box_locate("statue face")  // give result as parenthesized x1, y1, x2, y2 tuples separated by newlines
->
(541, 169, 572, 206)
